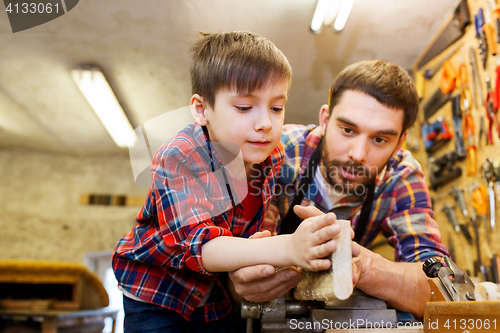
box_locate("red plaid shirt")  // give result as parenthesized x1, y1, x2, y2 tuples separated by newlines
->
(112, 123, 284, 321)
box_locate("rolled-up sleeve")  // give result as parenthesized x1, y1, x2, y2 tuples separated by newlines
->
(383, 170, 449, 262)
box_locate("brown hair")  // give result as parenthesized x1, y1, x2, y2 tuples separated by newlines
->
(190, 31, 292, 108)
(328, 60, 419, 135)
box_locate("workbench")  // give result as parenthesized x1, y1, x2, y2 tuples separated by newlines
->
(0, 307, 117, 333)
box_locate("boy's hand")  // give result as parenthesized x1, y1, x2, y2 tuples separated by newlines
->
(290, 206, 339, 271)
(227, 229, 303, 303)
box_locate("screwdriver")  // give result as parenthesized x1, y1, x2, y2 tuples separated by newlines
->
(472, 185, 490, 242)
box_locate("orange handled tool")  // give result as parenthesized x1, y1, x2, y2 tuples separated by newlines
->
(483, 23, 497, 56)
(472, 185, 488, 215)
(464, 113, 477, 176)
(439, 60, 458, 94)
(472, 185, 490, 240)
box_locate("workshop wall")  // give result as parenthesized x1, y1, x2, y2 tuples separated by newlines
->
(0, 147, 147, 262)
(412, 0, 500, 278)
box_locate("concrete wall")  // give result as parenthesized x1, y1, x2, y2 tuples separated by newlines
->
(0, 147, 147, 263)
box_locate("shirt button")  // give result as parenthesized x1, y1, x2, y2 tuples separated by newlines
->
(236, 213, 242, 219)
(195, 291, 202, 297)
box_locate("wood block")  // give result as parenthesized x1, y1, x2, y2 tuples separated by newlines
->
(423, 301, 500, 333)
(294, 220, 353, 301)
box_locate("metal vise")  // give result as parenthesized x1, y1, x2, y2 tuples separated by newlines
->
(241, 289, 398, 332)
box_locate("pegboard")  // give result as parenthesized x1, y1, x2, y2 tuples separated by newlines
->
(410, 0, 500, 278)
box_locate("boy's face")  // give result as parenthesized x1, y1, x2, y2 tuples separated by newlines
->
(202, 79, 288, 169)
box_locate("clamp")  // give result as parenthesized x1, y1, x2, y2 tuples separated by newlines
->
(423, 256, 476, 302)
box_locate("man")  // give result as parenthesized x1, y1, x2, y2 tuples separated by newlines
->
(228, 60, 449, 319)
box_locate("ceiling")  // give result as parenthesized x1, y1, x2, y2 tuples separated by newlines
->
(0, 0, 461, 156)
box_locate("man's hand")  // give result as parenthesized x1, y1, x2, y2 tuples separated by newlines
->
(229, 264, 303, 303)
(350, 245, 430, 319)
(228, 206, 361, 303)
(227, 230, 303, 303)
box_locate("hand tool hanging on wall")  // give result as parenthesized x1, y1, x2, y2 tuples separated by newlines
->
(494, 58, 500, 109)
(466, 184, 485, 277)
(464, 111, 477, 175)
(482, 158, 496, 232)
(490, 0, 500, 43)
(492, 254, 500, 283)
(449, 185, 474, 244)
(441, 202, 474, 246)
(485, 77, 500, 144)
(471, 184, 490, 242)
(423, 89, 452, 120)
(450, 184, 469, 218)
(483, 3, 498, 56)
(452, 95, 467, 159)
(459, 52, 478, 175)
(493, 158, 500, 202)
(469, 47, 484, 110)
(422, 117, 453, 153)
(417, 0, 470, 69)
(429, 152, 462, 190)
(442, 202, 461, 234)
(475, 8, 489, 69)
(479, 115, 487, 147)
(424, 42, 464, 80)
(422, 61, 458, 120)
(440, 60, 458, 94)
(460, 223, 474, 245)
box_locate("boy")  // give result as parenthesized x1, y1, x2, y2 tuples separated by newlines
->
(112, 31, 340, 332)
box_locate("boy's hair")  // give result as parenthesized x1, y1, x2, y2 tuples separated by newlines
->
(190, 31, 292, 108)
(328, 60, 419, 135)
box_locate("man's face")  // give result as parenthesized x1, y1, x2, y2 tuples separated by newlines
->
(319, 90, 407, 195)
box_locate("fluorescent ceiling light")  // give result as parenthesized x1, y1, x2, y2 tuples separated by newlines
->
(333, 0, 355, 32)
(311, 0, 353, 33)
(71, 66, 137, 148)
(311, 0, 329, 32)
(323, 0, 343, 26)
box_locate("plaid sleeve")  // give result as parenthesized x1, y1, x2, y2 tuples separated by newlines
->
(122, 144, 234, 275)
(382, 169, 449, 263)
(261, 193, 280, 235)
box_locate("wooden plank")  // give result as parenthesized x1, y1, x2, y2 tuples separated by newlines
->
(423, 301, 500, 333)
(325, 328, 424, 333)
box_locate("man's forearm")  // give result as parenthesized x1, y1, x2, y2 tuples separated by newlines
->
(355, 247, 430, 319)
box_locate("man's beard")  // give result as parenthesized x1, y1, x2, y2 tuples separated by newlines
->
(320, 141, 383, 195)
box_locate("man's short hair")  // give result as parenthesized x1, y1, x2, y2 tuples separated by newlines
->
(328, 60, 419, 135)
(190, 31, 292, 108)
